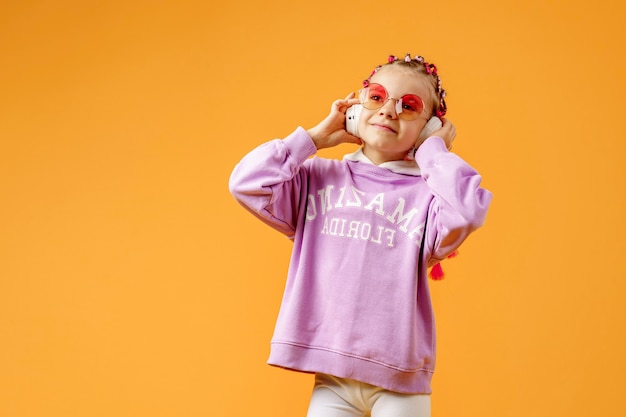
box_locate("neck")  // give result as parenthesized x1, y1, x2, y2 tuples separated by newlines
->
(361, 146, 407, 165)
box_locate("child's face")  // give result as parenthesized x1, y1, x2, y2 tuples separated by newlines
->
(357, 66, 433, 165)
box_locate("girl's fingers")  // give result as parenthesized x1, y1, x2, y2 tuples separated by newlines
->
(333, 93, 359, 114)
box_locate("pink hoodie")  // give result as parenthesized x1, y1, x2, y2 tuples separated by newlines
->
(229, 127, 492, 394)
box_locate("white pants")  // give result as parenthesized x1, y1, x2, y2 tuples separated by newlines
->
(306, 374, 431, 417)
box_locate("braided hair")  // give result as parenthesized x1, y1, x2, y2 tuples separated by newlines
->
(363, 54, 447, 118)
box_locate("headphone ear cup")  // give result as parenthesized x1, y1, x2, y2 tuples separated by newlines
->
(345, 104, 363, 138)
(417, 117, 442, 142)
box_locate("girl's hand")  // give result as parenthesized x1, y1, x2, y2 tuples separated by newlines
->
(432, 118, 456, 150)
(307, 93, 362, 150)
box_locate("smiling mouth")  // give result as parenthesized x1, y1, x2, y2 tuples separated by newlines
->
(372, 123, 397, 133)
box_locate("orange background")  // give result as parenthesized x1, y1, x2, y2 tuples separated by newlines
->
(1, 1, 625, 416)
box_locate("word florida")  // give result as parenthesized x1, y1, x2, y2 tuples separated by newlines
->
(305, 184, 426, 247)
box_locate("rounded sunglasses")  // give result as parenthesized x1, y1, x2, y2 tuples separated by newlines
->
(359, 83, 425, 120)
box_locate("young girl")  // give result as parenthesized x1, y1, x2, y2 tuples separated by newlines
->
(229, 54, 492, 417)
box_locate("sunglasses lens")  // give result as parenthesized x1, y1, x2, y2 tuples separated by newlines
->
(398, 95, 424, 120)
(362, 84, 388, 110)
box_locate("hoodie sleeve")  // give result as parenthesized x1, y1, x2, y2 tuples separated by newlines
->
(414, 136, 493, 266)
(228, 127, 318, 238)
